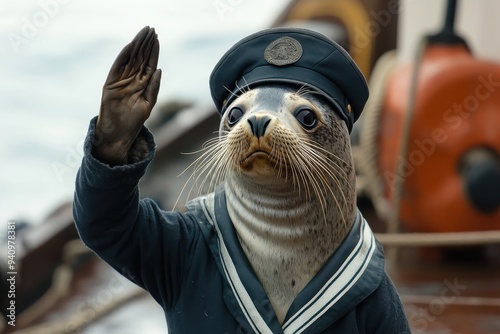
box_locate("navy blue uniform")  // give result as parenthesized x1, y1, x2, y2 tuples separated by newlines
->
(73, 119, 410, 333)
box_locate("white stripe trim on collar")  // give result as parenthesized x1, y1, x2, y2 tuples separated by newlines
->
(283, 218, 376, 334)
(202, 198, 274, 334)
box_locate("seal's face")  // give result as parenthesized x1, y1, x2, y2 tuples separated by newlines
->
(222, 86, 316, 179)
(219, 85, 352, 189)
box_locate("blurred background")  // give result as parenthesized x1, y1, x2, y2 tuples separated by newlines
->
(1, 0, 500, 333)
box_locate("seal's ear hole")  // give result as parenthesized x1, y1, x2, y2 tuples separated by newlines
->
(227, 106, 245, 126)
(294, 107, 318, 130)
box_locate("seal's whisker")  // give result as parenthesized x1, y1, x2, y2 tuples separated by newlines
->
(200, 130, 228, 147)
(298, 135, 351, 166)
(284, 153, 299, 193)
(223, 85, 240, 100)
(316, 159, 350, 201)
(204, 132, 229, 147)
(193, 149, 224, 182)
(301, 145, 352, 191)
(285, 148, 303, 195)
(271, 135, 301, 193)
(309, 154, 347, 227)
(273, 156, 283, 180)
(295, 84, 310, 97)
(234, 77, 253, 96)
(285, 152, 297, 187)
(297, 88, 313, 97)
(288, 149, 300, 188)
(176, 143, 219, 190)
(312, 150, 349, 226)
(290, 149, 315, 202)
(275, 129, 309, 195)
(206, 149, 234, 194)
(181, 137, 224, 156)
(173, 136, 230, 209)
(189, 148, 225, 182)
(296, 144, 349, 203)
(302, 156, 337, 224)
(192, 141, 226, 172)
(317, 155, 354, 196)
(194, 146, 230, 191)
(266, 124, 350, 226)
(302, 146, 349, 183)
(196, 149, 232, 198)
(293, 140, 347, 226)
(295, 84, 323, 99)
(235, 82, 247, 96)
(317, 165, 345, 226)
(203, 130, 246, 194)
(240, 77, 251, 94)
(179, 135, 228, 174)
(298, 154, 328, 221)
(271, 136, 290, 183)
(294, 154, 311, 197)
(295, 86, 324, 99)
(189, 156, 223, 199)
(301, 150, 330, 212)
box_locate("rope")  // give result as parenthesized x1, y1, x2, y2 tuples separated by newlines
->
(376, 230, 500, 247)
(388, 37, 428, 237)
(401, 294, 500, 307)
(355, 50, 398, 220)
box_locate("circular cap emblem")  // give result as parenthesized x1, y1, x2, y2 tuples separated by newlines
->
(264, 36, 303, 66)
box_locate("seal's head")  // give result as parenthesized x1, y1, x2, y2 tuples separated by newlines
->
(203, 27, 369, 221)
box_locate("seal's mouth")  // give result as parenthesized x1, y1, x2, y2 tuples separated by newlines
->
(241, 150, 272, 166)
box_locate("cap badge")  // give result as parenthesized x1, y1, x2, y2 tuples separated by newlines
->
(264, 36, 303, 66)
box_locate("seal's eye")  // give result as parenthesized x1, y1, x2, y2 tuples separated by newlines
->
(294, 107, 318, 129)
(227, 107, 245, 126)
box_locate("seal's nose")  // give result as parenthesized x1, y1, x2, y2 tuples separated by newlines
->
(247, 115, 271, 139)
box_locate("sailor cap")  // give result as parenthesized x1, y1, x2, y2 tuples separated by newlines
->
(209, 27, 369, 132)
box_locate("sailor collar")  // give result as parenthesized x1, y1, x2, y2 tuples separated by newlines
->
(188, 187, 385, 334)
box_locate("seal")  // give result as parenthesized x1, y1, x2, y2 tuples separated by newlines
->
(75, 26, 409, 333)
(193, 84, 356, 323)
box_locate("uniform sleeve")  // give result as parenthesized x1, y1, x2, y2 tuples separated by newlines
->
(358, 274, 411, 334)
(73, 117, 200, 308)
